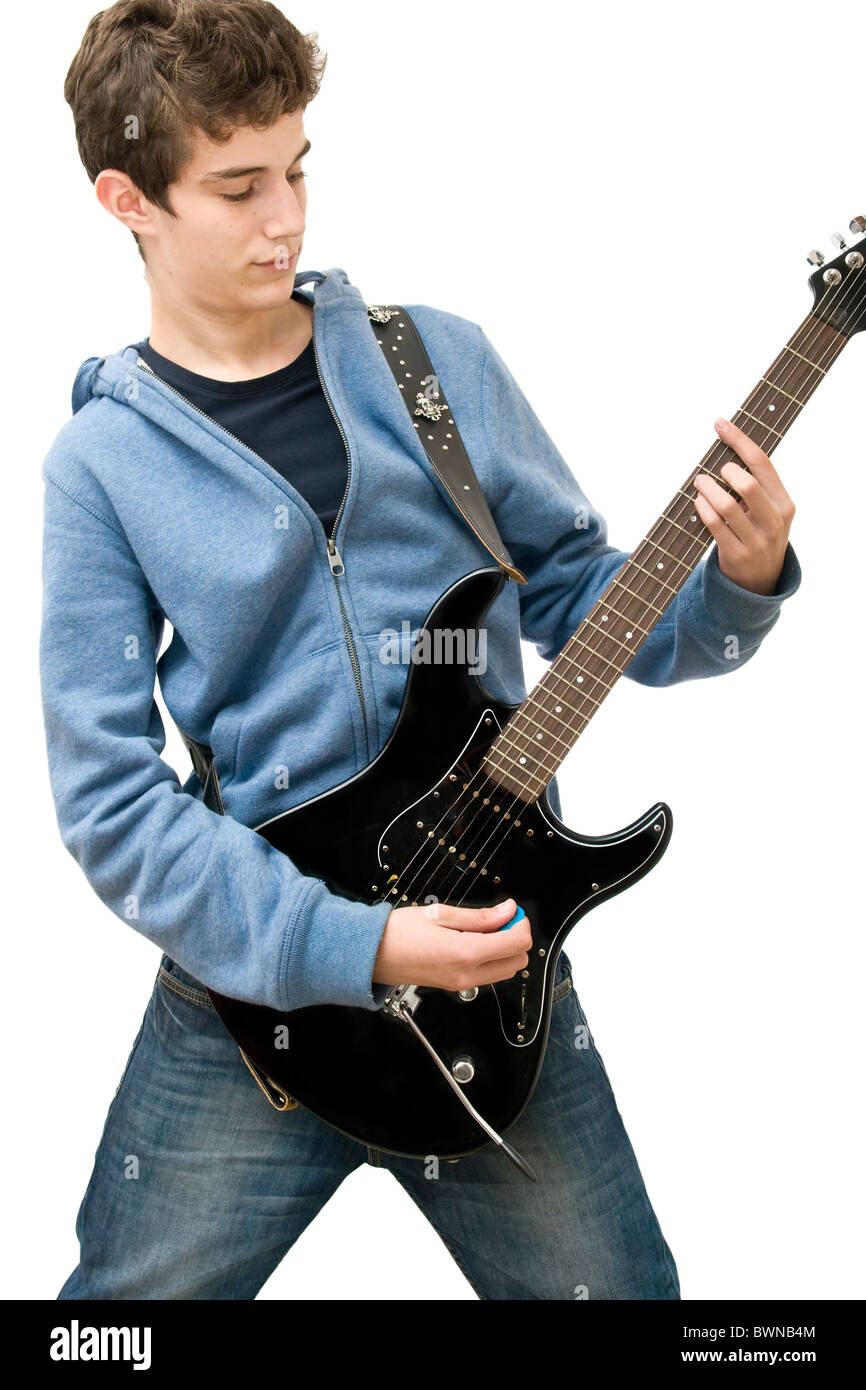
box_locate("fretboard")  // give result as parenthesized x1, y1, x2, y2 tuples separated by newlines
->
(483, 311, 850, 803)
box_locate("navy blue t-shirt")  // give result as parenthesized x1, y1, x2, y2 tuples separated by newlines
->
(134, 313, 347, 537)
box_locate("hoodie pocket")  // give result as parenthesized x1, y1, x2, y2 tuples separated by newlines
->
(203, 702, 245, 788)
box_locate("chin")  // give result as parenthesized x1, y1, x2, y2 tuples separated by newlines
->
(249, 266, 297, 281)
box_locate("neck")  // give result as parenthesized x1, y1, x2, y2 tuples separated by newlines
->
(146, 277, 311, 379)
(482, 308, 852, 803)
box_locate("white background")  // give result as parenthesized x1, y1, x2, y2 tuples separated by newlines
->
(2, 0, 863, 1300)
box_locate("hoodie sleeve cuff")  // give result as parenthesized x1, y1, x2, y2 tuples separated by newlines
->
(701, 540, 802, 631)
(282, 877, 394, 1013)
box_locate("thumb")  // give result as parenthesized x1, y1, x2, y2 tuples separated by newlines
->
(424, 897, 518, 931)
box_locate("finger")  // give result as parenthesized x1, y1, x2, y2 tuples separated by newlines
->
(694, 473, 756, 548)
(469, 953, 533, 987)
(714, 418, 794, 513)
(715, 459, 779, 531)
(462, 919, 533, 964)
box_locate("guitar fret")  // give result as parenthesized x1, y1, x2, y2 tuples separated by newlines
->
(677, 478, 738, 507)
(589, 600, 653, 639)
(485, 747, 550, 798)
(513, 681, 599, 738)
(483, 748, 533, 792)
(643, 535, 691, 568)
(759, 377, 805, 408)
(515, 663, 607, 740)
(497, 719, 573, 761)
(583, 612, 650, 660)
(610, 577, 666, 618)
(557, 654, 611, 698)
(783, 344, 825, 374)
(738, 407, 783, 439)
(629, 558, 679, 596)
(492, 728, 558, 772)
(528, 685, 594, 727)
(581, 618, 639, 661)
(667, 513, 704, 539)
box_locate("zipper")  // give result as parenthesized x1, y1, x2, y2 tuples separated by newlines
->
(136, 354, 280, 472)
(135, 332, 370, 747)
(310, 332, 368, 741)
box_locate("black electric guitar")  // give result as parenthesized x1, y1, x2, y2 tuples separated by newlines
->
(208, 218, 865, 1180)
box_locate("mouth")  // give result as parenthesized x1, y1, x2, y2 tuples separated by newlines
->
(253, 251, 298, 270)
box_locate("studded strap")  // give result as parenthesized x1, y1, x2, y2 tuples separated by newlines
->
(366, 304, 527, 585)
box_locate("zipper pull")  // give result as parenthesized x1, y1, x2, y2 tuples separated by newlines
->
(327, 538, 345, 576)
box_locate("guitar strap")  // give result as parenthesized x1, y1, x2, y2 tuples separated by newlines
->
(181, 300, 525, 808)
(364, 303, 527, 585)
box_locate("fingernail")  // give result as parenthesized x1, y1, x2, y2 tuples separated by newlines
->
(715, 418, 728, 433)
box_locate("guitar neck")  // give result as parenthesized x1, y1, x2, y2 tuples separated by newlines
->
(483, 309, 852, 804)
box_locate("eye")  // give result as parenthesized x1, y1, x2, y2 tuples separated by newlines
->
(220, 171, 306, 203)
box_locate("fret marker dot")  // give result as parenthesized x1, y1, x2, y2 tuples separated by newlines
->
(626, 631, 633, 638)
(691, 514, 697, 522)
(577, 675, 583, 683)
(555, 705, 562, 713)
(536, 732, 543, 740)
(657, 561, 664, 569)
(601, 614, 608, 622)
(769, 403, 775, 411)
(519, 756, 526, 764)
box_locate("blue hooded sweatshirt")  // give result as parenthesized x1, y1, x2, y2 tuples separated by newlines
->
(39, 266, 802, 1014)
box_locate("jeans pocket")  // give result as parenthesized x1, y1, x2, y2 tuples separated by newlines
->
(154, 955, 237, 1056)
(552, 972, 573, 1006)
(157, 953, 214, 1008)
(551, 947, 573, 1005)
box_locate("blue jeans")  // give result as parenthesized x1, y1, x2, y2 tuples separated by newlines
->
(58, 952, 680, 1300)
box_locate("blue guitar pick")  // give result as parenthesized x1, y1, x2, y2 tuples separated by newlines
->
(498, 904, 525, 931)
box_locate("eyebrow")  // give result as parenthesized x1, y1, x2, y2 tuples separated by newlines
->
(199, 138, 312, 184)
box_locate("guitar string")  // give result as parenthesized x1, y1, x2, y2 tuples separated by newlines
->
(375, 259, 865, 922)
(384, 264, 866, 919)
(487, 262, 866, 794)
(376, 262, 865, 919)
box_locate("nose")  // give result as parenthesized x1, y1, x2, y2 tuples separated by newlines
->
(261, 180, 306, 242)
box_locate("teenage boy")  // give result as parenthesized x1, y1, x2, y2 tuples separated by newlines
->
(43, 0, 799, 1300)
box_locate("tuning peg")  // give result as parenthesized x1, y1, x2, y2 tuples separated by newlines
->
(830, 232, 847, 250)
(850, 215, 866, 235)
(807, 249, 825, 266)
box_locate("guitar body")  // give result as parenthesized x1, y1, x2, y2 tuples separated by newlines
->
(207, 566, 673, 1159)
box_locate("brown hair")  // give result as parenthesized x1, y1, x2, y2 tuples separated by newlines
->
(64, 0, 327, 262)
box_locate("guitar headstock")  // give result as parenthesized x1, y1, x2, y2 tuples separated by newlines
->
(807, 215, 866, 336)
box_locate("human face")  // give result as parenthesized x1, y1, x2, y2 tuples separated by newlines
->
(139, 109, 310, 315)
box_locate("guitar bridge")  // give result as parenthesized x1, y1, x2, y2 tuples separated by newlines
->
(382, 983, 423, 1018)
